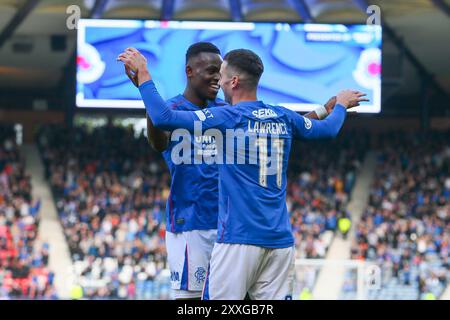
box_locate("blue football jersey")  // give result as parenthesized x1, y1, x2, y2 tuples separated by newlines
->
(141, 80, 347, 248)
(161, 95, 226, 233)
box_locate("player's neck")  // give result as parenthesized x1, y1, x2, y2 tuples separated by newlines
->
(231, 90, 258, 105)
(183, 88, 208, 108)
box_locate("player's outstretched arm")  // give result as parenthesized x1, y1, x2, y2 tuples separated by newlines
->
(303, 96, 337, 120)
(123, 64, 169, 152)
(292, 90, 368, 139)
(138, 80, 235, 132)
(138, 80, 199, 131)
(304, 95, 363, 120)
(118, 47, 234, 131)
(118, 47, 212, 132)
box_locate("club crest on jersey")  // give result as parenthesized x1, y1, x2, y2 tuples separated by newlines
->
(304, 118, 312, 129)
(195, 267, 206, 283)
(252, 108, 278, 119)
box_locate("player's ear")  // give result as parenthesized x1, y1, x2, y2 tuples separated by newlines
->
(231, 76, 239, 89)
(185, 65, 193, 78)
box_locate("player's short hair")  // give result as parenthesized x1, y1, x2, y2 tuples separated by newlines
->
(223, 49, 264, 89)
(185, 42, 221, 64)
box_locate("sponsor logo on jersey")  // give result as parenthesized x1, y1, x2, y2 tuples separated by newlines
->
(252, 108, 278, 119)
(194, 109, 214, 121)
(195, 135, 218, 157)
(194, 110, 206, 121)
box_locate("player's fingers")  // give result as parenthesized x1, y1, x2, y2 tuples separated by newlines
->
(117, 53, 129, 61)
(126, 48, 140, 56)
(119, 51, 133, 58)
(125, 65, 137, 79)
(124, 66, 138, 87)
(117, 56, 129, 64)
(124, 65, 133, 76)
(357, 98, 370, 102)
(118, 57, 133, 67)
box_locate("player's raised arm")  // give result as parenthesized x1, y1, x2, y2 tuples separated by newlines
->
(117, 48, 235, 132)
(139, 80, 235, 132)
(291, 90, 368, 139)
(123, 64, 169, 152)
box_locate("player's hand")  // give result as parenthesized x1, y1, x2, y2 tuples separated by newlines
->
(125, 65, 139, 88)
(117, 47, 147, 72)
(336, 90, 369, 109)
(117, 47, 151, 86)
(324, 96, 337, 114)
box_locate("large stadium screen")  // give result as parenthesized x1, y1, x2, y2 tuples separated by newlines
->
(76, 19, 382, 113)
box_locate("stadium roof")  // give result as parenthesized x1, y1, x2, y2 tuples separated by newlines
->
(0, 0, 449, 102)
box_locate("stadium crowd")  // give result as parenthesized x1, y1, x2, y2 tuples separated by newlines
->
(288, 133, 368, 260)
(38, 124, 170, 299)
(6, 121, 447, 300)
(348, 131, 449, 299)
(0, 125, 56, 299)
(288, 133, 368, 294)
(37, 122, 368, 298)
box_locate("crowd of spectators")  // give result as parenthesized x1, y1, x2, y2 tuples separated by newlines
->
(40, 123, 449, 300)
(24, 119, 450, 300)
(347, 131, 449, 299)
(288, 132, 369, 294)
(0, 125, 56, 299)
(288, 133, 368, 259)
(38, 124, 170, 299)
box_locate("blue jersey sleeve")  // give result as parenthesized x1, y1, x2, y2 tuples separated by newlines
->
(289, 104, 347, 139)
(139, 80, 239, 132)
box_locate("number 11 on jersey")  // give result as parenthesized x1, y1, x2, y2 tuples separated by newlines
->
(256, 137, 284, 188)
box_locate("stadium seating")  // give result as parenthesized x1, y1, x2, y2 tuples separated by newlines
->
(0, 125, 57, 299)
(288, 132, 369, 260)
(35, 124, 450, 300)
(37, 124, 170, 299)
(342, 131, 449, 300)
(38, 123, 369, 298)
